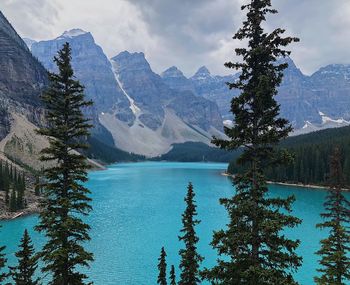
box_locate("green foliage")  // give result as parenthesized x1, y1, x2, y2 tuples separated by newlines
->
(157, 247, 167, 285)
(0, 159, 26, 211)
(170, 265, 176, 285)
(34, 176, 41, 196)
(178, 183, 203, 285)
(0, 225, 8, 284)
(9, 229, 40, 285)
(315, 148, 350, 284)
(82, 136, 144, 163)
(36, 42, 93, 285)
(229, 125, 350, 185)
(153, 142, 240, 162)
(204, 1, 302, 284)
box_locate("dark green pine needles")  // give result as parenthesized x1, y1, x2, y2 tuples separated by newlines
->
(170, 265, 176, 285)
(315, 148, 350, 284)
(0, 225, 7, 284)
(178, 182, 203, 285)
(203, 0, 302, 284)
(157, 247, 167, 285)
(9, 229, 39, 285)
(36, 42, 94, 285)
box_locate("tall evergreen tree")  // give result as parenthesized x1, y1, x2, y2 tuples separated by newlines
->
(170, 265, 176, 285)
(9, 190, 17, 212)
(315, 147, 350, 284)
(36, 42, 93, 285)
(178, 182, 203, 285)
(157, 247, 167, 285)
(9, 229, 40, 285)
(0, 225, 7, 284)
(203, 1, 302, 284)
(34, 176, 41, 196)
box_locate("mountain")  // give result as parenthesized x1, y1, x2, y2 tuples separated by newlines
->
(30, 29, 135, 146)
(0, 11, 57, 171)
(0, 11, 47, 110)
(162, 58, 350, 132)
(30, 31, 224, 157)
(99, 51, 224, 157)
(161, 66, 196, 93)
(162, 65, 238, 120)
(0, 15, 142, 170)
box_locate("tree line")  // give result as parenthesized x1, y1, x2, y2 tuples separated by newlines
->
(228, 125, 350, 186)
(0, 160, 26, 212)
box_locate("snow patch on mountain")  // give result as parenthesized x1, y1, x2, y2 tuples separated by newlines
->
(111, 62, 140, 117)
(318, 111, 350, 124)
(294, 112, 350, 136)
(57, 29, 88, 40)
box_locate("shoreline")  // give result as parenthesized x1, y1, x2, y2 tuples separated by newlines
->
(221, 172, 350, 192)
(0, 203, 40, 221)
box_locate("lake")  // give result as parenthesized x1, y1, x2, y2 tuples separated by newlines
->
(0, 162, 341, 284)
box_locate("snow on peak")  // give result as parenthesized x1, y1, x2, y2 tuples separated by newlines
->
(59, 29, 88, 39)
(192, 66, 212, 80)
(318, 111, 350, 125)
(161, 66, 185, 78)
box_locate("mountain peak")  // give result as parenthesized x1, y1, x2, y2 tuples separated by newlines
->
(111, 51, 151, 73)
(196, 66, 210, 75)
(58, 28, 89, 39)
(191, 66, 211, 80)
(112, 50, 145, 60)
(161, 66, 186, 78)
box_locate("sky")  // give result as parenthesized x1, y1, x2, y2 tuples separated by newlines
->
(2, 0, 350, 77)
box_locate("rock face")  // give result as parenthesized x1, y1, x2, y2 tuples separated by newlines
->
(0, 12, 47, 107)
(161, 66, 196, 94)
(30, 29, 134, 145)
(162, 65, 238, 120)
(98, 51, 224, 156)
(29, 32, 224, 156)
(162, 58, 350, 132)
(0, 11, 47, 141)
(111, 51, 223, 132)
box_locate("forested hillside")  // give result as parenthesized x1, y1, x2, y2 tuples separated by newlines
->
(153, 142, 240, 162)
(228, 126, 350, 185)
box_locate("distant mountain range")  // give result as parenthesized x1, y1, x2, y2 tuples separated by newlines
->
(2, 7, 350, 162)
(161, 57, 350, 134)
(28, 29, 224, 157)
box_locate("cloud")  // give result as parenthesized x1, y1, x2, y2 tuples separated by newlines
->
(2, 0, 350, 76)
(2, 0, 60, 38)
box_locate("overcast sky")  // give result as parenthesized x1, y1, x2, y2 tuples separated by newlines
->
(2, 0, 350, 76)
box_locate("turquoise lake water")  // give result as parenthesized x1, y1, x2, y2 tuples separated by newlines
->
(0, 161, 346, 284)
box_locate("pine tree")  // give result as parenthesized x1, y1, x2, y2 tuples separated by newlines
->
(35, 42, 93, 285)
(157, 247, 167, 285)
(178, 182, 203, 285)
(0, 225, 8, 284)
(203, 1, 302, 284)
(170, 265, 176, 285)
(9, 229, 40, 285)
(315, 147, 350, 284)
(9, 190, 17, 212)
(34, 176, 41, 196)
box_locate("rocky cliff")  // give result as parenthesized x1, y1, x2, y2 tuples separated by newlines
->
(0, 11, 47, 143)
(162, 58, 350, 133)
(29, 31, 225, 156)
